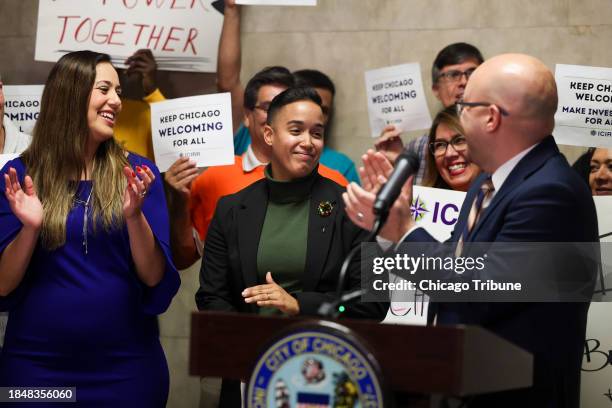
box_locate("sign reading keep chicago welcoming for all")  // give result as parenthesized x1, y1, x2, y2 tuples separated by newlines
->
(2, 85, 44, 135)
(35, 0, 224, 73)
(150, 92, 234, 172)
(364, 63, 432, 137)
(554, 64, 612, 148)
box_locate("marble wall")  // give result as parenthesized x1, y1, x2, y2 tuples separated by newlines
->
(2, 1, 611, 406)
(237, 0, 612, 163)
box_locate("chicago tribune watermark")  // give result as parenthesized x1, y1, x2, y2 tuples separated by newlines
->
(360, 242, 611, 303)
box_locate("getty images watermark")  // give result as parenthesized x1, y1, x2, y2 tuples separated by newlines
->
(360, 242, 611, 303)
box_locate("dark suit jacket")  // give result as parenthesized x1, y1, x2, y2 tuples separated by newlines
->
(405, 136, 598, 407)
(196, 173, 387, 320)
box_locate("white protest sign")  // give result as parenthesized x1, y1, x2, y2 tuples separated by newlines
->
(554, 64, 612, 148)
(364, 63, 431, 138)
(383, 186, 466, 326)
(35, 0, 223, 73)
(410, 185, 466, 242)
(3, 85, 44, 135)
(236, 0, 316, 5)
(0, 154, 20, 171)
(581, 196, 612, 408)
(151, 92, 234, 172)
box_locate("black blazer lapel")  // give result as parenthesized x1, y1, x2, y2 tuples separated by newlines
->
(237, 181, 269, 289)
(470, 135, 559, 240)
(302, 179, 338, 292)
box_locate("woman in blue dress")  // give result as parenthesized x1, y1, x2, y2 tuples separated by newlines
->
(0, 51, 180, 406)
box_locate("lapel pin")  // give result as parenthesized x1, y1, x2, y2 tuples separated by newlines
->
(317, 201, 334, 217)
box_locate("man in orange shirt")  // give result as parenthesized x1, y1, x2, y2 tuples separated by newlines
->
(165, 67, 347, 269)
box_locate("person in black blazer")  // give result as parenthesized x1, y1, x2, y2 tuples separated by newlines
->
(344, 54, 598, 408)
(196, 87, 386, 320)
(196, 86, 387, 407)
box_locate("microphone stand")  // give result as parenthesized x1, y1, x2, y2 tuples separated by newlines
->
(318, 215, 387, 319)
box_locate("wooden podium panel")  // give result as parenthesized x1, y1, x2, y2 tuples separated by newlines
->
(190, 311, 532, 396)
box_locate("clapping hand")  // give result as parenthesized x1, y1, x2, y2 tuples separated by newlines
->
(123, 165, 155, 219)
(242, 272, 300, 315)
(4, 167, 43, 230)
(343, 150, 415, 242)
(342, 149, 394, 231)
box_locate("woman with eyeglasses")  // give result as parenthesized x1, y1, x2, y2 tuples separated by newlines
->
(422, 104, 481, 191)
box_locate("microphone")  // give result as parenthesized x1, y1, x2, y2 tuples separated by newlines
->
(318, 148, 419, 319)
(373, 149, 420, 216)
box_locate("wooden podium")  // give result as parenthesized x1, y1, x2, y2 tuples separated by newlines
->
(190, 311, 532, 400)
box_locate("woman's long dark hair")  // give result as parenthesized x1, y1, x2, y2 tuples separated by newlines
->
(22, 51, 128, 249)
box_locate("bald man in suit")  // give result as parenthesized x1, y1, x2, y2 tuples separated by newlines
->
(344, 54, 598, 407)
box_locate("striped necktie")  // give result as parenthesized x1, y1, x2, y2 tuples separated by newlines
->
(455, 176, 494, 257)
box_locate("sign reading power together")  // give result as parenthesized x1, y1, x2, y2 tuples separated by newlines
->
(35, 0, 223, 72)
(151, 93, 234, 172)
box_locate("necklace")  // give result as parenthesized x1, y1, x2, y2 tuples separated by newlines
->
(74, 185, 93, 254)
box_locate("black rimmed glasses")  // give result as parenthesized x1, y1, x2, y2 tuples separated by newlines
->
(254, 102, 271, 113)
(437, 67, 476, 83)
(429, 135, 468, 157)
(456, 100, 510, 116)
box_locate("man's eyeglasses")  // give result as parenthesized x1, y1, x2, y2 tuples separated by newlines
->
(437, 68, 476, 83)
(429, 135, 468, 157)
(456, 100, 509, 116)
(254, 103, 271, 113)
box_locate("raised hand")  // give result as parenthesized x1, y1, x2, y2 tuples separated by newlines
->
(3, 167, 43, 230)
(124, 49, 158, 95)
(374, 125, 404, 164)
(123, 164, 155, 219)
(242, 272, 300, 315)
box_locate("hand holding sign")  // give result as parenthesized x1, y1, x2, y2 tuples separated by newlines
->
(125, 49, 158, 95)
(374, 124, 404, 164)
(164, 157, 199, 202)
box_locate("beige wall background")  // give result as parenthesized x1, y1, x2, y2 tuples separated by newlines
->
(1, 1, 611, 407)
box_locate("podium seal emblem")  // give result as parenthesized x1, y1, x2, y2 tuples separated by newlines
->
(245, 321, 385, 408)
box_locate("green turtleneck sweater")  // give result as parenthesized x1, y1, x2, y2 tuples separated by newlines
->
(256, 166, 316, 315)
